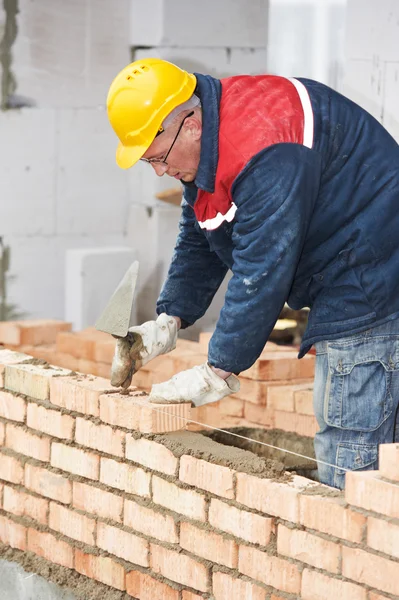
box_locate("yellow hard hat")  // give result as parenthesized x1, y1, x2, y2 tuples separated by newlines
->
(107, 58, 197, 169)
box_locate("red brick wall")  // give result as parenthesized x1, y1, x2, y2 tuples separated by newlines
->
(1, 342, 399, 599)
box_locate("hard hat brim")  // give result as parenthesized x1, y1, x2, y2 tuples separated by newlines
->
(115, 141, 146, 170)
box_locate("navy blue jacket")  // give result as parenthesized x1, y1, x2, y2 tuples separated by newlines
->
(157, 73, 399, 374)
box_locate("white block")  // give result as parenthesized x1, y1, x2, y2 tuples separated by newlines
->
(345, 0, 399, 61)
(65, 247, 138, 331)
(0, 109, 56, 235)
(343, 59, 384, 122)
(13, 0, 130, 108)
(130, 0, 268, 48)
(382, 62, 399, 142)
(56, 108, 131, 235)
(5, 233, 126, 322)
(134, 46, 267, 78)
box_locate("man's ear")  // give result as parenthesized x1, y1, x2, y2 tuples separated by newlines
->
(184, 115, 202, 141)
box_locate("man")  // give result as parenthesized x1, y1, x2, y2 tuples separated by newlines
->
(106, 58, 399, 489)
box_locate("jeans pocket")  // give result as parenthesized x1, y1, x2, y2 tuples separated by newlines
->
(325, 340, 397, 432)
(334, 442, 378, 488)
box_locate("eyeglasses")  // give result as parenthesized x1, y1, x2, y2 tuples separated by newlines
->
(141, 111, 194, 165)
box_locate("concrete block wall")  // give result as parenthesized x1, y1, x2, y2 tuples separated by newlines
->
(1, 346, 399, 598)
(343, 0, 399, 141)
(0, 0, 132, 322)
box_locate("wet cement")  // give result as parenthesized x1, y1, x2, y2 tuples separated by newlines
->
(153, 430, 286, 478)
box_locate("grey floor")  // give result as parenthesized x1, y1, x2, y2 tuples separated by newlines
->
(0, 559, 77, 600)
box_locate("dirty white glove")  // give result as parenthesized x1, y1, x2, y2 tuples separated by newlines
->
(149, 362, 240, 407)
(111, 313, 178, 388)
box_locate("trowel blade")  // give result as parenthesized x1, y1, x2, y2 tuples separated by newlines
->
(95, 260, 139, 338)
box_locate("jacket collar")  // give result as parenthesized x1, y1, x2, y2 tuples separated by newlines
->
(191, 73, 221, 194)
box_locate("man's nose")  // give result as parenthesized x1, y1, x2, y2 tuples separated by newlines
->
(151, 162, 168, 176)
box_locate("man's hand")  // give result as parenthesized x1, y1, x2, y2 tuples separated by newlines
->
(110, 313, 178, 388)
(149, 362, 240, 407)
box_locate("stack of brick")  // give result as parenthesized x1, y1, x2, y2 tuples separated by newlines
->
(1, 346, 399, 598)
(0, 320, 317, 437)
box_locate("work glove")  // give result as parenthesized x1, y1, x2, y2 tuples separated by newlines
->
(149, 362, 240, 407)
(110, 313, 178, 388)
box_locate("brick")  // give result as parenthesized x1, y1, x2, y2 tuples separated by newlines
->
(95, 362, 112, 379)
(294, 387, 314, 415)
(342, 546, 399, 596)
(182, 592, 204, 600)
(56, 331, 96, 360)
(236, 473, 316, 522)
(238, 544, 301, 594)
(267, 382, 312, 412)
(0, 453, 24, 484)
(0, 390, 26, 422)
(379, 443, 399, 482)
(0, 515, 27, 550)
(97, 522, 149, 566)
(180, 522, 238, 568)
(0, 421, 4, 445)
(219, 397, 244, 417)
(368, 594, 391, 600)
(209, 498, 274, 546)
(241, 352, 315, 381)
(50, 374, 112, 417)
(299, 493, 366, 543)
(99, 391, 190, 433)
(5, 363, 70, 401)
(0, 349, 30, 387)
(152, 475, 206, 521)
(150, 543, 209, 593)
(125, 435, 178, 475)
(126, 571, 179, 600)
(244, 402, 275, 427)
(51, 442, 99, 480)
(94, 339, 116, 364)
(212, 572, 266, 600)
(25, 463, 72, 503)
(77, 359, 99, 376)
(3, 485, 48, 524)
(52, 352, 80, 372)
(0, 320, 71, 347)
(75, 418, 124, 457)
(124, 498, 178, 543)
(5, 423, 50, 462)
(28, 528, 73, 568)
(100, 456, 150, 496)
(75, 549, 125, 590)
(49, 502, 96, 545)
(277, 524, 341, 573)
(179, 455, 235, 499)
(72, 480, 122, 522)
(27, 403, 74, 440)
(367, 516, 399, 559)
(301, 568, 367, 600)
(274, 410, 319, 437)
(345, 471, 399, 519)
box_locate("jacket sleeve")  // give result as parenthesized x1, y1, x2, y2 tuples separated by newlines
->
(156, 196, 229, 326)
(208, 143, 322, 373)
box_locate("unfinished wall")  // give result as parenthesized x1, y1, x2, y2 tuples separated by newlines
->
(1, 346, 399, 599)
(343, 0, 399, 141)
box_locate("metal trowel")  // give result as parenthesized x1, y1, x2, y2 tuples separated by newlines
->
(95, 260, 139, 338)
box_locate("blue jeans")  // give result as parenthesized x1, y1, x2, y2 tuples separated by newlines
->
(313, 319, 399, 489)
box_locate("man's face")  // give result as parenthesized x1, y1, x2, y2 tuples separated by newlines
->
(141, 111, 202, 182)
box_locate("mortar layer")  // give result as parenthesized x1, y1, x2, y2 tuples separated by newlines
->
(152, 430, 286, 478)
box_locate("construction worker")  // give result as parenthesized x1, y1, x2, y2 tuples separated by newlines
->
(106, 58, 399, 489)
